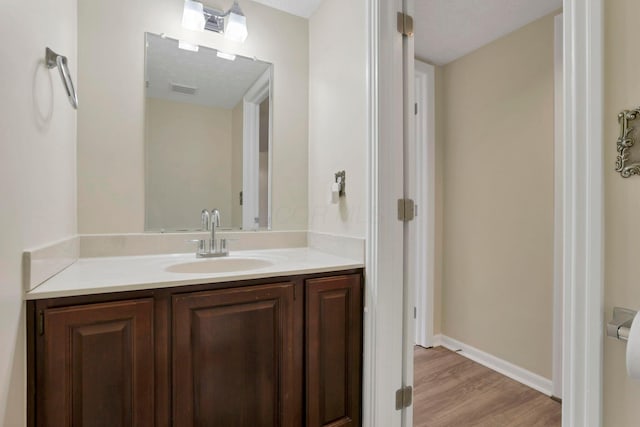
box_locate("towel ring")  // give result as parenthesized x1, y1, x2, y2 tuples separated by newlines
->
(45, 47, 78, 110)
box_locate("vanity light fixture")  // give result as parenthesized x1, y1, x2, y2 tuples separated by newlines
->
(223, 2, 248, 42)
(216, 51, 236, 61)
(181, 0, 248, 43)
(182, 0, 206, 31)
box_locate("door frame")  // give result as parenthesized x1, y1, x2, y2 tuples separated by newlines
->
(242, 68, 273, 231)
(363, 0, 604, 426)
(560, 0, 604, 425)
(552, 13, 564, 400)
(412, 60, 435, 349)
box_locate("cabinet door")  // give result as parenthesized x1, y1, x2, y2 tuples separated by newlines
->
(306, 274, 362, 427)
(38, 298, 154, 427)
(173, 282, 300, 427)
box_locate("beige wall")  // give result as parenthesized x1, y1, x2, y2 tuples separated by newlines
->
(145, 98, 233, 230)
(605, 1, 640, 424)
(308, 0, 367, 237)
(440, 13, 556, 378)
(78, 0, 308, 233)
(0, 0, 77, 423)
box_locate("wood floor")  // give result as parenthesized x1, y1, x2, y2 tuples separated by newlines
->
(413, 346, 561, 427)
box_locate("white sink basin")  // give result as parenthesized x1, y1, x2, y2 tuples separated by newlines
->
(165, 257, 274, 274)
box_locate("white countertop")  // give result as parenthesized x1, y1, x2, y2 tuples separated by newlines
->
(25, 248, 364, 300)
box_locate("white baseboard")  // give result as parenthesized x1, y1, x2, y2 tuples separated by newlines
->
(430, 334, 443, 347)
(430, 334, 553, 396)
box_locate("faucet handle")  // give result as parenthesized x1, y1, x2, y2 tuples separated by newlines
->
(186, 238, 207, 254)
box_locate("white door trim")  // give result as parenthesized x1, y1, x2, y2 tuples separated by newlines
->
(413, 60, 435, 349)
(362, 0, 405, 426)
(561, 0, 604, 425)
(242, 68, 272, 230)
(552, 13, 564, 400)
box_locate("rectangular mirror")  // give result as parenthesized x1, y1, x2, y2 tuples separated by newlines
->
(144, 32, 272, 232)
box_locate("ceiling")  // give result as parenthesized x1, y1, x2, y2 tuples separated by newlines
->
(251, 0, 322, 18)
(234, 1, 562, 64)
(414, 0, 562, 65)
(164, 0, 562, 81)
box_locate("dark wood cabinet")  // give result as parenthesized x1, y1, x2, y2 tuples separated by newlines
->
(37, 298, 154, 427)
(172, 281, 302, 427)
(306, 275, 362, 427)
(29, 270, 362, 427)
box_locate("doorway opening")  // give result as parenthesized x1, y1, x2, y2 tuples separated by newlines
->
(363, 0, 603, 425)
(408, 4, 564, 425)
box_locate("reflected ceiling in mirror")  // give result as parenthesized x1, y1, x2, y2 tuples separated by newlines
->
(144, 33, 273, 233)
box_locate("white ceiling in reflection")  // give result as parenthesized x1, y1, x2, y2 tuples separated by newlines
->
(145, 33, 270, 109)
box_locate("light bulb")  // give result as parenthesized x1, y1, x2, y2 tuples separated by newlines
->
(182, 0, 205, 31)
(225, 11, 248, 42)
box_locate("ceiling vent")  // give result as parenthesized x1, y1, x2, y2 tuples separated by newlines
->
(170, 82, 197, 95)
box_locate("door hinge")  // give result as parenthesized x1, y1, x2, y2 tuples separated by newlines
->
(415, 103, 418, 115)
(397, 198, 415, 222)
(414, 306, 417, 319)
(397, 12, 414, 37)
(395, 385, 413, 410)
(38, 310, 44, 336)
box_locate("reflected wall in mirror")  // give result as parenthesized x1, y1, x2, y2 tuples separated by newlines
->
(77, 0, 308, 235)
(144, 33, 272, 232)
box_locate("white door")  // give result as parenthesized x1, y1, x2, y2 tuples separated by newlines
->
(363, 0, 409, 426)
(401, 1, 416, 426)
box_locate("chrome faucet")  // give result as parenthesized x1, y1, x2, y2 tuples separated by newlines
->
(210, 208, 220, 248)
(193, 208, 228, 258)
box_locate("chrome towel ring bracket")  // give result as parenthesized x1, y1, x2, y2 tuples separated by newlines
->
(45, 47, 78, 109)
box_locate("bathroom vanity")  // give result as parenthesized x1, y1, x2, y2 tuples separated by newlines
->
(26, 249, 363, 427)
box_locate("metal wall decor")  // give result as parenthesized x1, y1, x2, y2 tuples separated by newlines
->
(616, 107, 640, 177)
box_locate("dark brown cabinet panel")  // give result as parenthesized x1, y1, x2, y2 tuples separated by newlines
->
(37, 298, 154, 427)
(172, 281, 301, 427)
(29, 270, 363, 427)
(306, 275, 362, 427)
